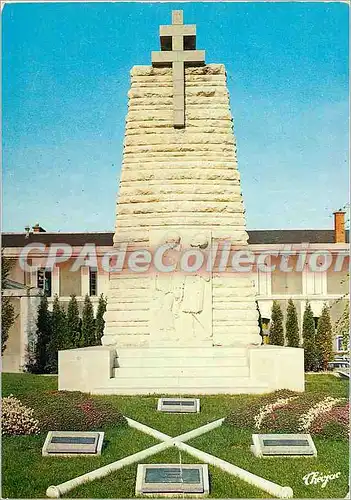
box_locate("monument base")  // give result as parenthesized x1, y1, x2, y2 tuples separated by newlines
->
(58, 345, 304, 395)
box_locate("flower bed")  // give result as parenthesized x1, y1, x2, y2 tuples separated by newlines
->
(2, 395, 40, 436)
(298, 396, 345, 431)
(17, 390, 127, 432)
(310, 402, 349, 440)
(225, 389, 297, 429)
(226, 391, 349, 440)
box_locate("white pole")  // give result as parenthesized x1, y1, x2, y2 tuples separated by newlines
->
(46, 441, 173, 498)
(175, 418, 225, 442)
(126, 417, 172, 441)
(46, 417, 293, 499)
(177, 442, 294, 499)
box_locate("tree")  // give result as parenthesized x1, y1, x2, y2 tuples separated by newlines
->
(95, 294, 107, 345)
(285, 298, 300, 347)
(302, 301, 318, 372)
(1, 256, 15, 353)
(332, 273, 349, 352)
(315, 303, 333, 371)
(335, 300, 350, 351)
(81, 294, 96, 347)
(31, 294, 52, 373)
(46, 295, 67, 373)
(269, 300, 284, 346)
(67, 294, 81, 348)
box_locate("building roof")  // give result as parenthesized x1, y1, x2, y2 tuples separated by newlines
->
(1, 229, 349, 247)
(247, 229, 349, 245)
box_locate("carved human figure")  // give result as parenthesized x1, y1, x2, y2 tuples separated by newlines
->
(150, 232, 212, 345)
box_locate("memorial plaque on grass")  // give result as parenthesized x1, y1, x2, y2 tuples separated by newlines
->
(136, 464, 209, 496)
(157, 398, 200, 413)
(42, 431, 104, 456)
(251, 433, 317, 457)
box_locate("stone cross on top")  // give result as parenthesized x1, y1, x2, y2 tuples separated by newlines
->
(152, 10, 205, 128)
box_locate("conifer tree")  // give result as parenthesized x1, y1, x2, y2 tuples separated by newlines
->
(67, 294, 81, 348)
(1, 255, 15, 353)
(81, 294, 96, 347)
(46, 295, 67, 373)
(302, 301, 318, 372)
(269, 300, 285, 346)
(285, 298, 300, 347)
(335, 300, 350, 352)
(32, 294, 52, 373)
(95, 294, 107, 345)
(315, 303, 333, 371)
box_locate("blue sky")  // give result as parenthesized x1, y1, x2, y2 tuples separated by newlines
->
(2, 2, 349, 233)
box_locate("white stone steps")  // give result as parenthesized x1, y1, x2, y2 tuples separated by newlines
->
(115, 355, 248, 368)
(91, 387, 269, 395)
(91, 378, 269, 395)
(106, 375, 259, 388)
(113, 366, 250, 378)
(116, 347, 247, 358)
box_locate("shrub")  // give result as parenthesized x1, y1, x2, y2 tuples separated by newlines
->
(46, 295, 67, 373)
(81, 294, 96, 347)
(2, 395, 40, 436)
(302, 301, 318, 372)
(20, 390, 127, 432)
(29, 294, 52, 374)
(269, 301, 284, 346)
(67, 294, 81, 348)
(1, 256, 15, 354)
(315, 304, 333, 371)
(285, 298, 300, 347)
(95, 294, 107, 345)
(334, 300, 350, 351)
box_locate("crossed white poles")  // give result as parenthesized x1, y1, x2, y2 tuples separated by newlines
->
(46, 417, 294, 499)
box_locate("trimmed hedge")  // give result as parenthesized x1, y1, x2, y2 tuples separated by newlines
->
(18, 390, 127, 433)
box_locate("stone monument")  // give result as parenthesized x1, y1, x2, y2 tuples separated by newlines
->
(58, 11, 304, 394)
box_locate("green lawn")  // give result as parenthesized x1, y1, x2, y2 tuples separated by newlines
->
(2, 373, 349, 499)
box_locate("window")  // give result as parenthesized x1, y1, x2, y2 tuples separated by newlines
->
(271, 257, 302, 295)
(89, 268, 97, 296)
(313, 317, 319, 330)
(37, 269, 52, 296)
(59, 259, 81, 296)
(336, 336, 343, 352)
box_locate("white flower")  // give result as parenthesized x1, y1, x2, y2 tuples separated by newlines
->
(298, 396, 345, 431)
(254, 396, 298, 429)
(2, 396, 40, 436)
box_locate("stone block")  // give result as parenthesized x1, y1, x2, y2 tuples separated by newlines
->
(157, 398, 200, 413)
(42, 431, 104, 457)
(251, 433, 317, 457)
(248, 345, 305, 392)
(135, 463, 209, 496)
(58, 346, 115, 392)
